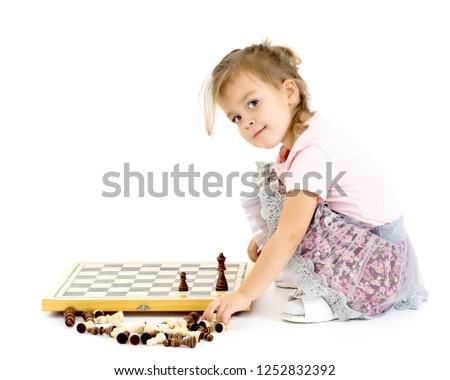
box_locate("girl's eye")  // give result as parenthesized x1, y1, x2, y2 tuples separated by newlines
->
(232, 115, 242, 124)
(248, 99, 259, 109)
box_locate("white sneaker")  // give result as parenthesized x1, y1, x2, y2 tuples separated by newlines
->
(274, 271, 297, 289)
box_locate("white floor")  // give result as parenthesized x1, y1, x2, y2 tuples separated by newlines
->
(25, 282, 442, 380)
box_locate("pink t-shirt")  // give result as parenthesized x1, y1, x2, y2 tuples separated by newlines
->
(272, 113, 402, 227)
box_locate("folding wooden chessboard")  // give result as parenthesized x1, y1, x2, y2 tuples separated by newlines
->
(42, 261, 252, 312)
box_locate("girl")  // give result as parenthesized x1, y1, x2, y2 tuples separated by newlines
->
(201, 41, 427, 324)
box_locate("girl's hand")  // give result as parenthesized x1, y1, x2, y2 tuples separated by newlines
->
(202, 290, 251, 324)
(247, 238, 260, 262)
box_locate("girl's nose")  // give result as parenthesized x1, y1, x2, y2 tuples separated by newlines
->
(245, 118, 255, 128)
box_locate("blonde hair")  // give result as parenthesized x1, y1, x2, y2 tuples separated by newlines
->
(203, 39, 311, 136)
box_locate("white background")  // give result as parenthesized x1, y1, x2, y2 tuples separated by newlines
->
(1, 0, 449, 378)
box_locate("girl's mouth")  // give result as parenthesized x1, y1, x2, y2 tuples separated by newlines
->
(254, 126, 266, 138)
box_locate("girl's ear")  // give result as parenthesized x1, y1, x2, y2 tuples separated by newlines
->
(283, 79, 300, 105)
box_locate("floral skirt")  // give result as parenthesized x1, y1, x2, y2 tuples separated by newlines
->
(241, 162, 428, 320)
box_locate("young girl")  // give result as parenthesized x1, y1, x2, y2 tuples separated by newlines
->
(201, 41, 427, 324)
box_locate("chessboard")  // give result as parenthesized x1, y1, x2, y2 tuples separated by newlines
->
(42, 261, 252, 312)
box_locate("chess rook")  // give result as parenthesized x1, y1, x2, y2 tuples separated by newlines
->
(215, 253, 228, 291)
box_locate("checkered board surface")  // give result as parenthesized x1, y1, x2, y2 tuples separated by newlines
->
(42, 261, 252, 312)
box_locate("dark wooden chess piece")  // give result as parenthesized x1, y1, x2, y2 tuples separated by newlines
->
(215, 253, 228, 291)
(179, 271, 189, 291)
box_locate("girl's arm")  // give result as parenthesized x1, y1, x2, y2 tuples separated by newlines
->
(202, 190, 318, 323)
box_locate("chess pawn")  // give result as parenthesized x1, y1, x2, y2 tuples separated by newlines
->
(64, 307, 76, 327)
(76, 320, 94, 334)
(87, 326, 100, 335)
(81, 310, 94, 323)
(178, 272, 189, 292)
(99, 325, 116, 337)
(180, 336, 197, 348)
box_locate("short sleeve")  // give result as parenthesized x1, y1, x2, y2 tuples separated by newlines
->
(283, 144, 340, 200)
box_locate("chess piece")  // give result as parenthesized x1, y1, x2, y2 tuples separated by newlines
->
(64, 307, 76, 327)
(93, 309, 104, 319)
(179, 272, 189, 292)
(87, 326, 100, 335)
(171, 336, 197, 348)
(215, 253, 228, 291)
(129, 333, 141, 345)
(116, 330, 130, 344)
(140, 332, 152, 344)
(99, 325, 116, 336)
(81, 310, 94, 325)
(215, 322, 227, 333)
(146, 332, 166, 346)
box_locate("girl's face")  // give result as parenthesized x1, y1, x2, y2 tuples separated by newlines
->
(219, 71, 299, 149)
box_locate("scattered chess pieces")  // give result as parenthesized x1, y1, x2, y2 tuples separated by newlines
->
(178, 271, 189, 292)
(215, 253, 228, 291)
(63, 307, 76, 327)
(94, 311, 124, 324)
(63, 310, 229, 348)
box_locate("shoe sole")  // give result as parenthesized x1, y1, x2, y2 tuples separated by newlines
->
(275, 281, 297, 289)
(281, 313, 338, 323)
